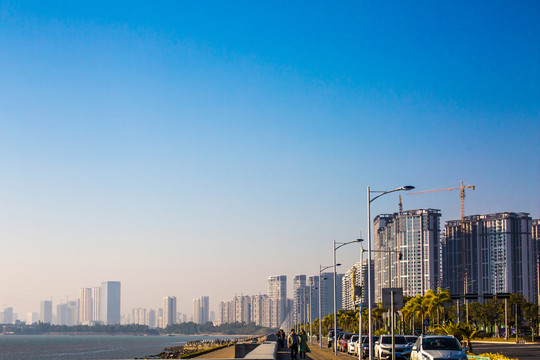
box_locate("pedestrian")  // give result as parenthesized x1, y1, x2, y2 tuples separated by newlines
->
(278, 329, 285, 348)
(298, 329, 310, 358)
(287, 328, 299, 360)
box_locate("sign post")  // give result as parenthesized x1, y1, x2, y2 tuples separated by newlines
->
(382, 288, 403, 360)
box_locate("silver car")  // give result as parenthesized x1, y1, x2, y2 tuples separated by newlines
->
(410, 335, 468, 360)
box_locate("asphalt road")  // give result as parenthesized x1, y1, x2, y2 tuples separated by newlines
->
(471, 342, 540, 360)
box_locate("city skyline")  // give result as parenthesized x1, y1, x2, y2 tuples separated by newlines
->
(1, 1, 539, 315)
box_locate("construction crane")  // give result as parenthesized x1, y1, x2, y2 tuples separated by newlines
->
(407, 180, 475, 220)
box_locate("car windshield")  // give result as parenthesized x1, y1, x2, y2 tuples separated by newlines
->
(350, 335, 359, 342)
(363, 336, 379, 344)
(405, 336, 417, 343)
(381, 336, 407, 345)
(422, 337, 462, 351)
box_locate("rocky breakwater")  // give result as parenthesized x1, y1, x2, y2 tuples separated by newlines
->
(143, 339, 235, 359)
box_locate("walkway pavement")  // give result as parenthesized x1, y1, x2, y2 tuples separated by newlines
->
(276, 342, 355, 360)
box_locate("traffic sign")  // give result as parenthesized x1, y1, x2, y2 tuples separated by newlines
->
(382, 288, 403, 309)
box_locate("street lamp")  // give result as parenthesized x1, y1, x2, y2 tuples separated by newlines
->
(367, 186, 414, 360)
(334, 238, 363, 355)
(320, 264, 339, 349)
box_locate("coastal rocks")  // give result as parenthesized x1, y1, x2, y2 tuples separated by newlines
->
(144, 339, 233, 359)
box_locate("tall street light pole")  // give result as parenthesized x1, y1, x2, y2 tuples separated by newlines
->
(367, 185, 414, 360)
(334, 238, 363, 355)
(319, 264, 337, 349)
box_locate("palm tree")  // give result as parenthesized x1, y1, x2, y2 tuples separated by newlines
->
(423, 288, 452, 325)
(403, 295, 425, 333)
(458, 323, 478, 353)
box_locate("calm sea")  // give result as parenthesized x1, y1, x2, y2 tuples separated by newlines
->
(0, 334, 234, 360)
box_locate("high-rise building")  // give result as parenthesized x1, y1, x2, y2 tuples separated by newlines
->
(163, 296, 177, 328)
(26, 312, 38, 324)
(3, 307, 13, 324)
(56, 301, 78, 326)
(307, 276, 320, 322)
(293, 275, 306, 326)
(319, 272, 342, 318)
(533, 219, 540, 305)
(147, 309, 156, 328)
(374, 209, 441, 302)
(92, 287, 101, 322)
(100, 281, 121, 325)
(443, 212, 537, 303)
(40, 300, 52, 323)
(80, 288, 93, 324)
(193, 296, 209, 324)
(268, 275, 287, 328)
(234, 295, 251, 324)
(342, 263, 363, 311)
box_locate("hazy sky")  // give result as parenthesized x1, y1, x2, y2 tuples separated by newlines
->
(1, 1, 539, 316)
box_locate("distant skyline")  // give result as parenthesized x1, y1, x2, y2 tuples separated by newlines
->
(1, 1, 539, 315)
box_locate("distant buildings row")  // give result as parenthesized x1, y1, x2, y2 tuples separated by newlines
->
(214, 210, 539, 329)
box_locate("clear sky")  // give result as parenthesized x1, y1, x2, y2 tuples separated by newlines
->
(1, 1, 539, 317)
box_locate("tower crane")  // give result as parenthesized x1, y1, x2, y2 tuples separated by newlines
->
(406, 180, 475, 220)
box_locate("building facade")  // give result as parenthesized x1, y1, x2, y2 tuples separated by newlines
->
(443, 212, 537, 303)
(100, 281, 121, 325)
(80, 288, 93, 324)
(40, 300, 52, 324)
(193, 296, 210, 324)
(163, 296, 177, 328)
(374, 209, 441, 302)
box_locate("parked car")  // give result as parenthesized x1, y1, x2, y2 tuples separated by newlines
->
(357, 335, 379, 359)
(374, 335, 412, 360)
(410, 335, 468, 360)
(347, 334, 360, 355)
(328, 330, 343, 349)
(338, 332, 353, 351)
(404, 335, 418, 345)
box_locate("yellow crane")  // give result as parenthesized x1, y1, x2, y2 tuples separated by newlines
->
(407, 180, 475, 220)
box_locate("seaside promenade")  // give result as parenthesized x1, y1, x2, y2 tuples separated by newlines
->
(195, 338, 345, 360)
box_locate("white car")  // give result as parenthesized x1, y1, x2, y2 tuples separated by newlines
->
(374, 335, 411, 360)
(347, 334, 359, 355)
(410, 335, 468, 360)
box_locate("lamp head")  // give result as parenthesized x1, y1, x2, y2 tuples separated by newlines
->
(400, 185, 415, 191)
(336, 263, 342, 267)
(356, 238, 364, 242)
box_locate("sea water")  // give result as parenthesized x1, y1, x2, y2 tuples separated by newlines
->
(0, 334, 233, 360)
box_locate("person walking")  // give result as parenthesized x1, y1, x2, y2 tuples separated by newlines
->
(298, 329, 310, 359)
(288, 328, 299, 360)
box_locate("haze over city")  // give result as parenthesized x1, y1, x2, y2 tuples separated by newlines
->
(1, 1, 539, 318)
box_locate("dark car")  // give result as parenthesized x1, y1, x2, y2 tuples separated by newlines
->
(360, 335, 379, 359)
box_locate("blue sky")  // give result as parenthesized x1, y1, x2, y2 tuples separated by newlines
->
(1, 1, 539, 315)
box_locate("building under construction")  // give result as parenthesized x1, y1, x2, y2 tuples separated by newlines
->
(442, 212, 537, 304)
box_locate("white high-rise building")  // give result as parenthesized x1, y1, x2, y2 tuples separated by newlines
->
(100, 281, 121, 325)
(293, 275, 306, 327)
(268, 275, 287, 328)
(163, 296, 177, 328)
(193, 296, 209, 324)
(374, 209, 441, 302)
(92, 287, 101, 322)
(40, 300, 53, 324)
(80, 288, 93, 324)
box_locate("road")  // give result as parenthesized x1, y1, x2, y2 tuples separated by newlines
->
(471, 341, 540, 360)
